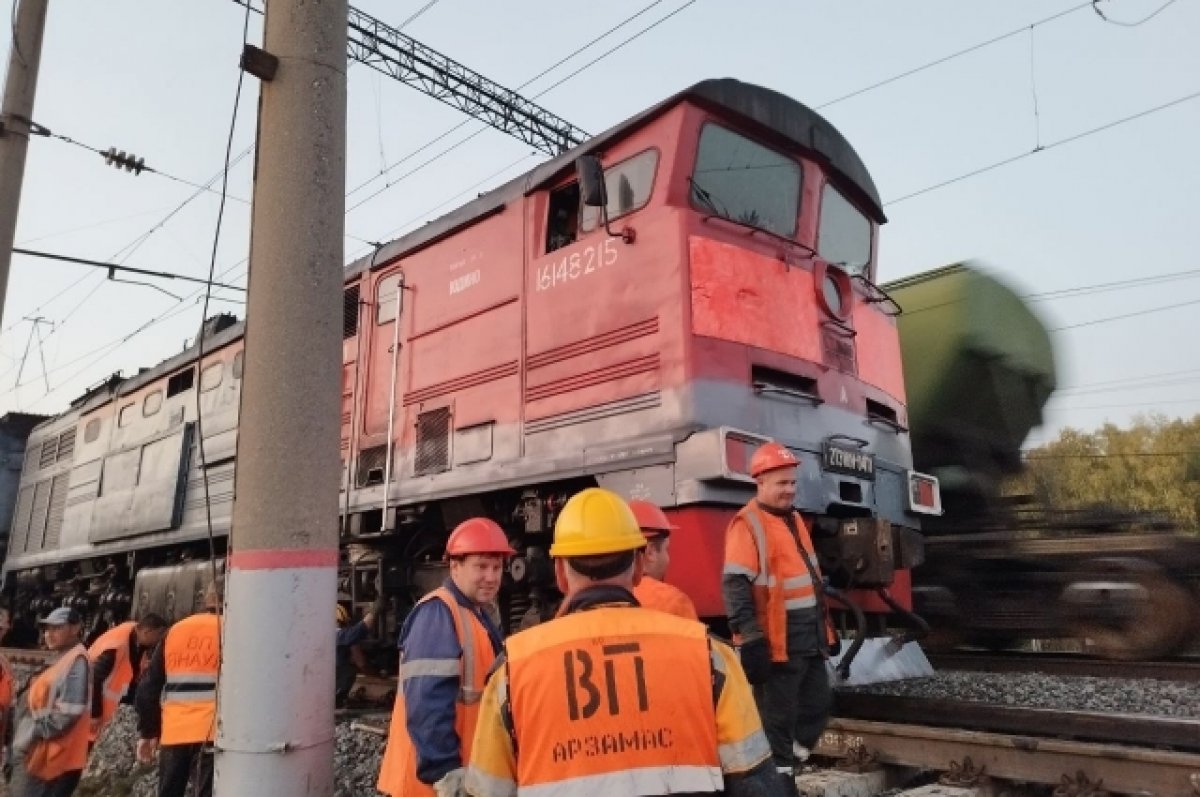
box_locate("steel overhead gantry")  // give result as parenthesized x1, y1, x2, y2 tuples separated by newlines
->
(346, 6, 588, 155)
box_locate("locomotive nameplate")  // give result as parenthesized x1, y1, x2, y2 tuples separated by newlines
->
(822, 442, 875, 480)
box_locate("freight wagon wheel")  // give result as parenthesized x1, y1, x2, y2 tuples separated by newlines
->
(1076, 573, 1195, 660)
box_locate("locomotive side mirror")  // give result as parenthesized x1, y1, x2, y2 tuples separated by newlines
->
(575, 155, 607, 207)
(574, 154, 636, 244)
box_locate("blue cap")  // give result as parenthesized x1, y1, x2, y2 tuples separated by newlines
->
(37, 607, 82, 626)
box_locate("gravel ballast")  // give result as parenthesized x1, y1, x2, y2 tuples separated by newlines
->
(76, 706, 388, 797)
(839, 668, 1199, 718)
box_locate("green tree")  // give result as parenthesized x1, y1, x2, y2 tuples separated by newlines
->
(1015, 414, 1200, 531)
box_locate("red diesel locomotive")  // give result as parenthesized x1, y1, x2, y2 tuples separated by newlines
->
(337, 78, 937, 636)
(3, 79, 937, 656)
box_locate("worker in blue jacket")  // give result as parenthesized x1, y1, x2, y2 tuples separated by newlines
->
(377, 518, 513, 797)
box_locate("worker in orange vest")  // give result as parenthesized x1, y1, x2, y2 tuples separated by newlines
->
(627, 499, 699, 620)
(9, 607, 91, 797)
(87, 614, 168, 742)
(465, 488, 781, 797)
(134, 580, 222, 797)
(377, 518, 513, 797)
(723, 441, 838, 791)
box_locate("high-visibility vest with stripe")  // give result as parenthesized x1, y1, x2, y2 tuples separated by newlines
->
(87, 620, 137, 739)
(502, 607, 725, 796)
(24, 644, 90, 780)
(632, 576, 700, 621)
(377, 587, 496, 797)
(723, 502, 833, 662)
(160, 612, 220, 745)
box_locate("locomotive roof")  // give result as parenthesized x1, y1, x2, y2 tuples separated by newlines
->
(346, 78, 883, 279)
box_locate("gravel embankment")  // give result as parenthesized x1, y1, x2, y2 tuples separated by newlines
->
(839, 669, 1198, 718)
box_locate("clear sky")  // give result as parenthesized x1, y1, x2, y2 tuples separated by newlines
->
(0, 0, 1196, 448)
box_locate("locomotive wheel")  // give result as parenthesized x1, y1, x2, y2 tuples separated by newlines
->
(1076, 573, 1195, 660)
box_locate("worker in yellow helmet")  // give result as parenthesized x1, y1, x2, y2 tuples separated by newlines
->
(465, 488, 779, 797)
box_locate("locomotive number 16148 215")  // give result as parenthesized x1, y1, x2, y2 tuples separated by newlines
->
(535, 237, 620, 292)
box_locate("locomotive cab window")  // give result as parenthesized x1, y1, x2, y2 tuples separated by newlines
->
(546, 182, 580, 254)
(377, 273, 402, 325)
(579, 149, 659, 233)
(818, 183, 872, 278)
(690, 124, 801, 238)
(118, 403, 136, 428)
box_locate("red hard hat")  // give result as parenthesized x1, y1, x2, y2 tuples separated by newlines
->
(445, 518, 516, 558)
(749, 441, 799, 478)
(628, 500, 678, 539)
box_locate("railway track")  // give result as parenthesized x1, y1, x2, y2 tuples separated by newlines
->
(927, 649, 1200, 681)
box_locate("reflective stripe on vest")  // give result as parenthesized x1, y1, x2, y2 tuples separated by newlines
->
(502, 606, 723, 795)
(736, 506, 825, 661)
(25, 644, 90, 781)
(160, 613, 220, 745)
(87, 620, 137, 736)
(377, 587, 497, 797)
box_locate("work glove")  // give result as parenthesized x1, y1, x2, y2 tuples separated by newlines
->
(738, 636, 772, 685)
(433, 767, 466, 797)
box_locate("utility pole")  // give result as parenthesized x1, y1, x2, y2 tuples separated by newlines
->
(214, 0, 346, 793)
(0, 0, 49, 334)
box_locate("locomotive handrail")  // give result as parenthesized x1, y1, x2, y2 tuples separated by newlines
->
(751, 382, 824, 406)
(865, 414, 909, 434)
(851, 273, 903, 317)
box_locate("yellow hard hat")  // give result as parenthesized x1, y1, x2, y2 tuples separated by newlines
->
(336, 604, 350, 625)
(549, 488, 646, 558)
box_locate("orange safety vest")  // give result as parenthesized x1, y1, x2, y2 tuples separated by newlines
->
(724, 502, 835, 662)
(160, 612, 220, 746)
(24, 644, 90, 781)
(503, 606, 724, 794)
(87, 620, 137, 739)
(377, 587, 496, 797)
(0, 652, 12, 711)
(632, 576, 700, 621)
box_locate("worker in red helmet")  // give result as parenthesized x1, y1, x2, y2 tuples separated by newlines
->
(723, 441, 837, 794)
(627, 500, 699, 621)
(377, 518, 514, 797)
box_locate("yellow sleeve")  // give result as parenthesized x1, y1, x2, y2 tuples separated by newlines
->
(723, 516, 760, 580)
(464, 662, 518, 797)
(711, 640, 772, 774)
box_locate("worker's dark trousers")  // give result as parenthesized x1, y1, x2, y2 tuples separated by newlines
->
(752, 652, 832, 770)
(158, 743, 214, 797)
(8, 764, 82, 797)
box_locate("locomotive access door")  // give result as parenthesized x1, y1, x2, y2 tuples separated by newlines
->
(86, 424, 194, 543)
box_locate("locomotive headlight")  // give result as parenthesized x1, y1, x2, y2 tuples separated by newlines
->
(822, 273, 844, 316)
(815, 261, 852, 321)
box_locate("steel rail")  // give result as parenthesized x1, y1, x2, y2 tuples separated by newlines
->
(834, 692, 1200, 752)
(817, 716, 1200, 796)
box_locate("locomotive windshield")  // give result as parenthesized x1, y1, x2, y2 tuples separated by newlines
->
(817, 183, 872, 276)
(689, 124, 801, 238)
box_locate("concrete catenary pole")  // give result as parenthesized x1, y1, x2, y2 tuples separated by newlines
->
(0, 0, 49, 333)
(214, 0, 346, 793)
